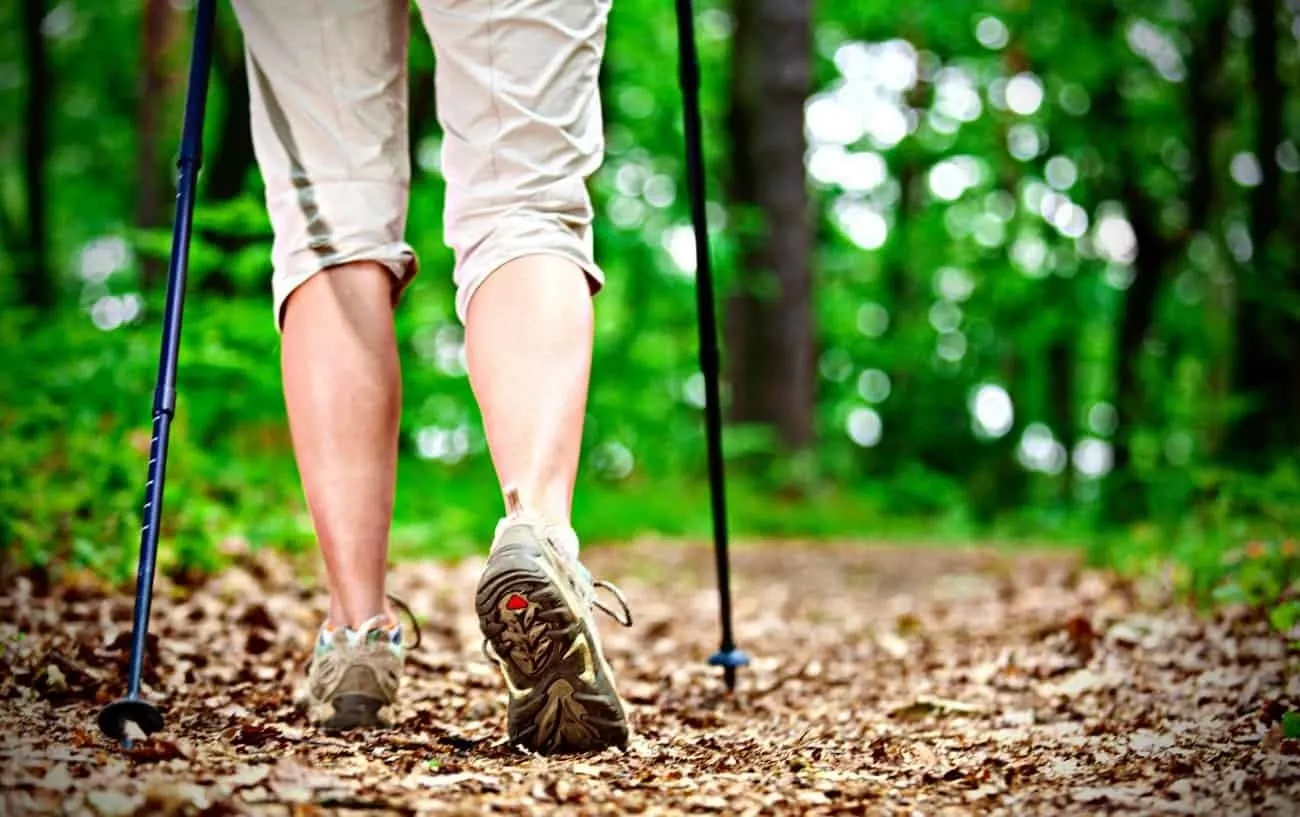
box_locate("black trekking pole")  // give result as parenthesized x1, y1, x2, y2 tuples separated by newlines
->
(97, 0, 216, 748)
(672, 0, 749, 692)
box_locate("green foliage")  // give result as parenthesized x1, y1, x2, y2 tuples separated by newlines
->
(1283, 711, 1300, 740)
(1209, 539, 1300, 610)
(0, 303, 302, 582)
(1082, 460, 1300, 620)
(1270, 600, 1300, 636)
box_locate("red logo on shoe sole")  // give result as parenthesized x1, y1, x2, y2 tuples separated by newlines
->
(505, 593, 528, 611)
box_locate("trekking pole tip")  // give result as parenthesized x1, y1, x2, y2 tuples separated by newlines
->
(97, 697, 165, 747)
(708, 647, 750, 692)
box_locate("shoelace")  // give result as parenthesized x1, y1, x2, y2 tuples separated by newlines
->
(314, 594, 423, 654)
(386, 594, 423, 649)
(305, 594, 422, 678)
(485, 491, 632, 650)
(592, 579, 634, 628)
(533, 520, 633, 629)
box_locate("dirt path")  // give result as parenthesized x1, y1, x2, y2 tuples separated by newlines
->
(2, 540, 1297, 816)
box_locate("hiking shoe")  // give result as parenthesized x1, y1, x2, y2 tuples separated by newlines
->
(299, 597, 420, 730)
(475, 492, 633, 754)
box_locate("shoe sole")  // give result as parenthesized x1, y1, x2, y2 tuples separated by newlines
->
(315, 693, 386, 730)
(305, 665, 395, 731)
(476, 536, 628, 754)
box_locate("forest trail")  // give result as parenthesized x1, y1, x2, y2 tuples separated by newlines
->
(2, 540, 1297, 815)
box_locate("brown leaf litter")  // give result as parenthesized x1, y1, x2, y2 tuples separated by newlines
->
(1, 540, 1297, 815)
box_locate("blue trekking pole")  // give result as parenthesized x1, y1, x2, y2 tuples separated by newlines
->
(97, 0, 216, 747)
(672, 0, 750, 691)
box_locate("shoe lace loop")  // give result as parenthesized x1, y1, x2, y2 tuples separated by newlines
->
(592, 579, 633, 628)
(386, 594, 422, 649)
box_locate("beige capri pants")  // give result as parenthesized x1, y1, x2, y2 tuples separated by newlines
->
(231, 0, 610, 329)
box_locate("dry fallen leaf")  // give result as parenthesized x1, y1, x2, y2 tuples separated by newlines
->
(87, 790, 140, 817)
(39, 763, 73, 792)
(128, 737, 189, 763)
(141, 780, 212, 812)
(41, 664, 68, 693)
(875, 630, 911, 659)
(406, 771, 501, 790)
(891, 695, 984, 720)
(0, 543, 1294, 814)
(227, 764, 271, 788)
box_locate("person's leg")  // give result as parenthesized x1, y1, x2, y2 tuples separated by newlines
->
(232, 0, 417, 729)
(281, 262, 401, 629)
(416, 0, 628, 755)
(420, 0, 608, 530)
(464, 256, 593, 530)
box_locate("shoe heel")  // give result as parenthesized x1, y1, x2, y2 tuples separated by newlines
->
(322, 693, 384, 730)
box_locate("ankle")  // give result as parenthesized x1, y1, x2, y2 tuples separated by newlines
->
(325, 600, 395, 631)
(503, 484, 571, 526)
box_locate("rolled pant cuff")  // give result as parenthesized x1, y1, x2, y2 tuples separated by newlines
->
(272, 242, 417, 333)
(452, 220, 605, 325)
(265, 180, 418, 332)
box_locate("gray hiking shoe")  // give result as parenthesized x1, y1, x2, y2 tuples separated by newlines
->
(475, 494, 633, 754)
(299, 598, 420, 730)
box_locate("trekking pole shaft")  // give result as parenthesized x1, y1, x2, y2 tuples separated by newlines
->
(123, 0, 216, 698)
(673, 0, 737, 656)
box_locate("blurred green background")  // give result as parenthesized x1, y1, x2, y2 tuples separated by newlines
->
(0, 0, 1297, 616)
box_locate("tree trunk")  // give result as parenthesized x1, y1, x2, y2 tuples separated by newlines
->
(1095, 1, 1230, 520)
(1047, 332, 1075, 504)
(19, 0, 52, 309)
(1108, 176, 1168, 520)
(1085, 2, 1167, 522)
(1186, 3, 1232, 460)
(724, 0, 815, 451)
(1229, 0, 1298, 462)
